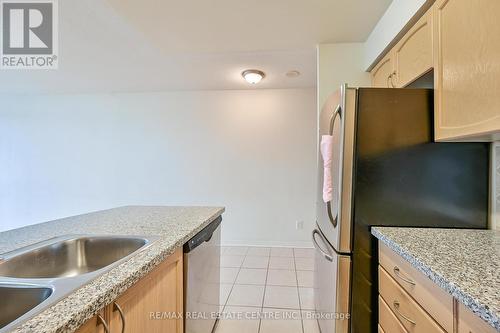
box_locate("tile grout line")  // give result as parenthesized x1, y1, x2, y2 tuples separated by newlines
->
(219, 247, 251, 332)
(224, 247, 268, 333)
(221, 246, 308, 333)
(294, 248, 306, 333)
(215, 263, 240, 332)
(214, 246, 228, 333)
(225, 247, 261, 305)
(223, 246, 250, 309)
(257, 248, 271, 333)
(217, 247, 248, 332)
(223, 263, 241, 310)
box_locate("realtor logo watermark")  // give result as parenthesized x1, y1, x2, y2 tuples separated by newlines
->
(0, 0, 58, 69)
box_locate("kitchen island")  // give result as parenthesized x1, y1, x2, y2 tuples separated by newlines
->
(0, 206, 224, 333)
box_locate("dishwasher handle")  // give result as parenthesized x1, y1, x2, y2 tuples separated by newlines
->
(183, 216, 222, 253)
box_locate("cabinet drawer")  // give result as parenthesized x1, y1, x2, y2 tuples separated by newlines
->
(379, 266, 446, 333)
(457, 302, 497, 333)
(379, 295, 408, 333)
(379, 242, 453, 332)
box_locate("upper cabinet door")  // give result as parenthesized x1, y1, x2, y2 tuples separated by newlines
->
(393, 10, 433, 88)
(434, 0, 500, 141)
(371, 52, 395, 88)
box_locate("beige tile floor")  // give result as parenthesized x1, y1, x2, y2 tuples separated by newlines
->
(215, 246, 319, 333)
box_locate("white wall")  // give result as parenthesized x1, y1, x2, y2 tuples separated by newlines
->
(363, 0, 430, 70)
(0, 89, 317, 247)
(317, 43, 371, 108)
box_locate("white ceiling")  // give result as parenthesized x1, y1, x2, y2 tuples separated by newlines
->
(0, 0, 392, 94)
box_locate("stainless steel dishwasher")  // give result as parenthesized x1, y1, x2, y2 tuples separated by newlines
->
(184, 216, 222, 333)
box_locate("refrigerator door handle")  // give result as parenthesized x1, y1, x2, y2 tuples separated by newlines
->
(326, 201, 337, 228)
(312, 229, 333, 262)
(327, 104, 342, 228)
(329, 104, 342, 135)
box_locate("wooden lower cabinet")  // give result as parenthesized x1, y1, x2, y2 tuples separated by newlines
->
(378, 296, 408, 333)
(379, 267, 445, 333)
(378, 241, 498, 333)
(75, 312, 105, 333)
(379, 243, 453, 332)
(457, 302, 497, 333)
(76, 249, 183, 333)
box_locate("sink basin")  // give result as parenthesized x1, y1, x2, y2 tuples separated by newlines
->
(0, 236, 148, 279)
(0, 284, 52, 329)
(0, 234, 157, 332)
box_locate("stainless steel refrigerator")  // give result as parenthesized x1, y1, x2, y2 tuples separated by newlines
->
(312, 85, 489, 333)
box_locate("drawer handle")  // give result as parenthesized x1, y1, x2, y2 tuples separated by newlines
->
(393, 301, 416, 325)
(393, 266, 416, 286)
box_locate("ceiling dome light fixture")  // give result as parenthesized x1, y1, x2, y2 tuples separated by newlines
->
(242, 69, 265, 84)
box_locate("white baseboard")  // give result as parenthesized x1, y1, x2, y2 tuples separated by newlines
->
(221, 239, 313, 248)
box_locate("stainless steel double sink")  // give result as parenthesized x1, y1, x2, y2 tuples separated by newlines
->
(0, 235, 158, 332)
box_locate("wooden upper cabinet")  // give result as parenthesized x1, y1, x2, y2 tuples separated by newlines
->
(392, 10, 433, 88)
(433, 0, 500, 141)
(370, 0, 500, 140)
(371, 8, 433, 89)
(371, 52, 395, 88)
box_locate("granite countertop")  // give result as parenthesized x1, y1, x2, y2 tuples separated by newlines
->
(0, 205, 224, 333)
(372, 227, 499, 331)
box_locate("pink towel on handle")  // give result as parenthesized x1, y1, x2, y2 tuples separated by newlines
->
(320, 135, 333, 203)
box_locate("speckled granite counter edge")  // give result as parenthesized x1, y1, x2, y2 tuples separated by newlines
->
(9, 207, 224, 333)
(371, 227, 499, 331)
